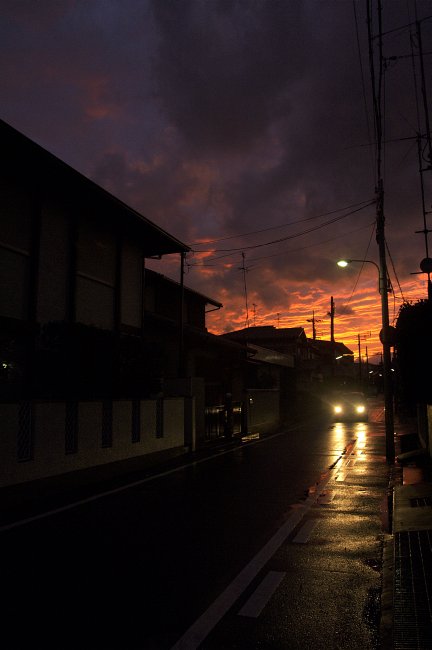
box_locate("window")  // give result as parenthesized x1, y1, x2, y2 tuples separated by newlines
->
(0, 247, 30, 320)
(0, 181, 32, 320)
(76, 220, 116, 329)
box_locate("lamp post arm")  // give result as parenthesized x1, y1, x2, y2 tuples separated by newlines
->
(344, 259, 382, 292)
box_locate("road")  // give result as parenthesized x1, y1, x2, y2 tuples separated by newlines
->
(1, 400, 388, 649)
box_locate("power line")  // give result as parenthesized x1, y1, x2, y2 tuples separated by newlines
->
(372, 13, 432, 40)
(240, 252, 250, 328)
(187, 220, 376, 268)
(345, 222, 377, 305)
(385, 240, 405, 302)
(191, 199, 373, 246)
(191, 201, 375, 254)
(353, 0, 375, 184)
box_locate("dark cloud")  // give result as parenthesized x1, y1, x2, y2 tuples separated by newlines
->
(150, 0, 308, 152)
(1, 0, 431, 352)
(337, 304, 356, 317)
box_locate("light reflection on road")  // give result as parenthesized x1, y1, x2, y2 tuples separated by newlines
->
(331, 422, 347, 449)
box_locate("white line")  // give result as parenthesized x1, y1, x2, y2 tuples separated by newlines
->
(170, 466, 337, 650)
(292, 519, 317, 544)
(238, 571, 286, 618)
(0, 423, 306, 534)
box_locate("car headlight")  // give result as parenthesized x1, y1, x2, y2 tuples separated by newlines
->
(334, 405, 342, 414)
(356, 405, 365, 414)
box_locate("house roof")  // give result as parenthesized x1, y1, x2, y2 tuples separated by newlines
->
(145, 268, 222, 308)
(307, 339, 354, 357)
(1, 118, 189, 257)
(222, 325, 306, 342)
(247, 344, 294, 368)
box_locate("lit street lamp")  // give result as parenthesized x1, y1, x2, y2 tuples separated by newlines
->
(337, 258, 381, 290)
(337, 258, 395, 462)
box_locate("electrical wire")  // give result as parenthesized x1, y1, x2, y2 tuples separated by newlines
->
(191, 199, 373, 246)
(353, 0, 375, 184)
(385, 239, 406, 302)
(191, 201, 375, 254)
(373, 14, 432, 40)
(187, 220, 376, 267)
(409, 2, 423, 132)
(345, 222, 377, 305)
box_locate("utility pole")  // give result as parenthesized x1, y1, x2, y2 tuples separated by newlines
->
(413, 16, 432, 299)
(358, 332, 371, 387)
(240, 252, 250, 328)
(329, 297, 335, 377)
(377, 193, 395, 462)
(178, 251, 186, 377)
(367, 0, 394, 462)
(307, 310, 322, 340)
(366, 345, 370, 380)
(329, 297, 335, 342)
(357, 334, 362, 385)
(415, 134, 432, 300)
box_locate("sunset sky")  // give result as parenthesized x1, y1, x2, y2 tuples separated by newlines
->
(2, 0, 432, 361)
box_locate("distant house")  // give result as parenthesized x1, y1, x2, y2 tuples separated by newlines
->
(222, 326, 299, 430)
(222, 326, 309, 362)
(0, 118, 196, 488)
(141, 268, 251, 445)
(143, 268, 223, 380)
(222, 325, 356, 413)
(307, 338, 354, 384)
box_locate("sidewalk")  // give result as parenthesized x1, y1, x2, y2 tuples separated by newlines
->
(387, 418, 432, 650)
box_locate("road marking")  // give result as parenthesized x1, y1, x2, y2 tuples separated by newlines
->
(0, 422, 307, 534)
(1, 432, 357, 650)
(238, 571, 286, 618)
(336, 471, 346, 482)
(292, 519, 317, 544)
(170, 461, 342, 650)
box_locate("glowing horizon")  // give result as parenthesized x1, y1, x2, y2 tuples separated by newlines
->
(205, 273, 428, 362)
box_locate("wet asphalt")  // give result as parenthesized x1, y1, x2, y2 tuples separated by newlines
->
(0, 398, 393, 649)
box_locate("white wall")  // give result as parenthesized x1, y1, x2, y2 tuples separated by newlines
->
(426, 404, 432, 459)
(0, 398, 185, 488)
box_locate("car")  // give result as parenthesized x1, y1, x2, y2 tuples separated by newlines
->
(330, 391, 368, 422)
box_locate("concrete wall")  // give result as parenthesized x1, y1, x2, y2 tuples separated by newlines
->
(0, 397, 185, 488)
(426, 404, 432, 458)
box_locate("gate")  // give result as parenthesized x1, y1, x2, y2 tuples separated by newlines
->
(204, 401, 243, 440)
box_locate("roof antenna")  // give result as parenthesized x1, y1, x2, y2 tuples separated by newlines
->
(239, 252, 250, 328)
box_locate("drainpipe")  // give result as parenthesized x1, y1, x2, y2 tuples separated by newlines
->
(179, 251, 186, 377)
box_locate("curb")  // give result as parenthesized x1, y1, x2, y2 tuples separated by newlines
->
(380, 534, 394, 650)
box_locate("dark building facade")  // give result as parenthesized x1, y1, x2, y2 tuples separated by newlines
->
(0, 119, 195, 487)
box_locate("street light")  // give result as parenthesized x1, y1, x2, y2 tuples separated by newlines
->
(337, 258, 395, 462)
(337, 259, 382, 291)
